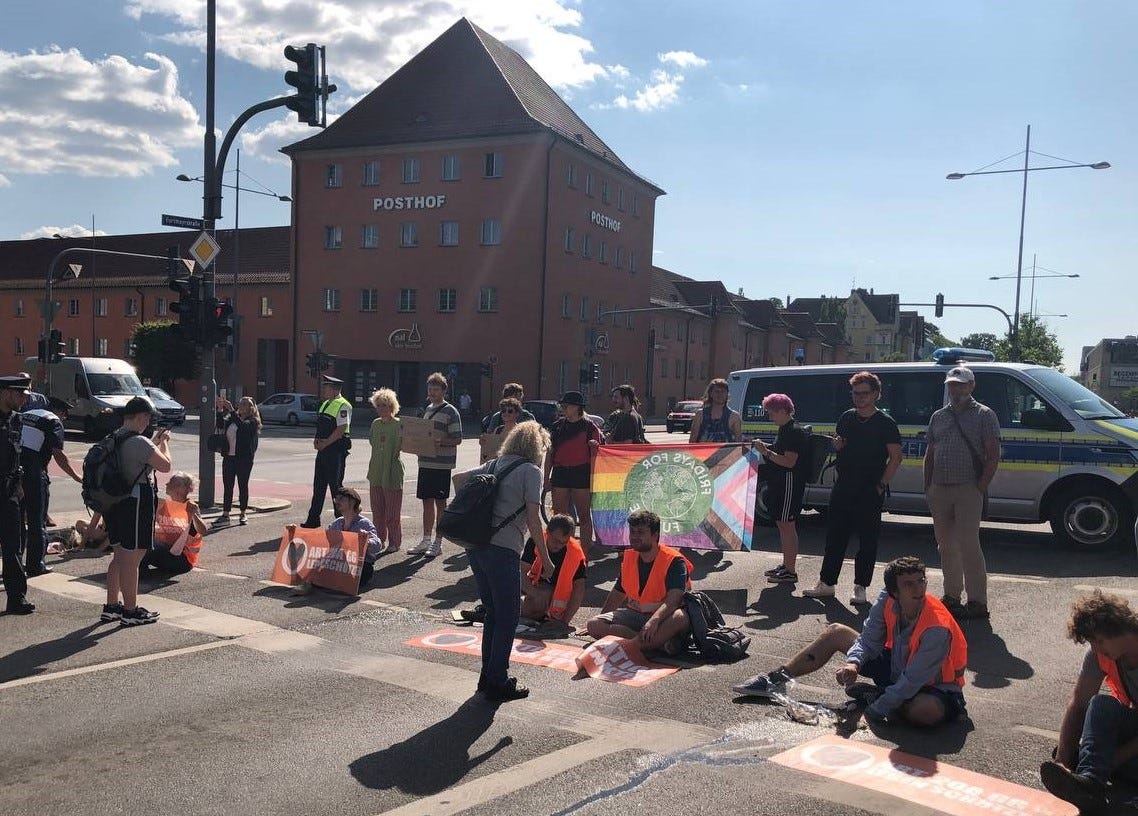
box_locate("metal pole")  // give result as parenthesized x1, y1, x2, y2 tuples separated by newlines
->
(1029, 253, 1037, 317)
(1012, 125, 1030, 362)
(232, 148, 240, 397)
(198, 0, 218, 507)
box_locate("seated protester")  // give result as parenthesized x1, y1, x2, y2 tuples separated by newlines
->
(76, 514, 110, 553)
(142, 472, 207, 576)
(520, 513, 587, 626)
(586, 509, 693, 653)
(327, 487, 382, 588)
(732, 556, 968, 728)
(1039, 591, 1138, 815)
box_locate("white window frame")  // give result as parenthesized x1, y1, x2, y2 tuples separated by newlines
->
(155, 297, 167, 317)
(567, 163, 577, 188)
(400, 222, 419, 247)
(439, 221, 459, 247)
(124, 297, 137, 317)
(362, 160, 380, 186)
(402, 157, 420, 183)
(564, 227, 574, 253)
(360, 288, 378, 313)
(68, 299, 80, 317)
(96, 338, 109, 357)
(480, 218, 501, 246)
(361, 223, 379, 248)
(322, 288, 341, 312)
(438, 288, 457, 313)
(484, 152, 503, 178)
(324, 225, 342, 249)
(326, 163, 343, 188)
(398, 288, 417, 313)
(259, 296, 273, 317)
(478, 286, 498, 313)
(561, 293, 571, 318)
(95, 298, 108, 317)
(441, 154, 461, 181)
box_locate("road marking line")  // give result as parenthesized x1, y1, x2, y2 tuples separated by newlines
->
(0, 640, 236, 691)
(210, 571, 249, 580)
(1014, 725, 1061, 742)
(1074, 584, 1138, 597)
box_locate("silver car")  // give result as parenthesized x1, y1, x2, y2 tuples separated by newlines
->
(257, 392, 319, 426)
(144, 387, 186, 426)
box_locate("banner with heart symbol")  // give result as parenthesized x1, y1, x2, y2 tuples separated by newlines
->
(269, 525, 366, 595)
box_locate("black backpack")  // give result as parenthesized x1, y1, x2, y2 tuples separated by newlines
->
(81, 429, 143, 513)
(682, 590, 751, 662)
(437, 457, 527, 549)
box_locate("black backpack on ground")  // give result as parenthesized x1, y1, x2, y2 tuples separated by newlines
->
(437, 457, 527, 549)
(682, 590, 751, 662)
(81, 428, 143, 513)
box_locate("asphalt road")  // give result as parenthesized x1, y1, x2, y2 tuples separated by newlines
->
(4, 420, 1138, 816)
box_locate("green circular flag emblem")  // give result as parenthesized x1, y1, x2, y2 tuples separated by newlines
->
(624, 450, 715, 535)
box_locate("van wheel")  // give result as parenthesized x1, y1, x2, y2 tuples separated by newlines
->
(286, 412, 299, 426)
(1049, 483, 1133, 552)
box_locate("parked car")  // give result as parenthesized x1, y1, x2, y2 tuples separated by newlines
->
(258, 392, 320, 426)
(522, 400, 604, 430)
(144, 387, 186, 426)
(666, 400, 704, 433)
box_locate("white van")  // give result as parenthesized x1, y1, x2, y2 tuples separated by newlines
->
(728, 353, 1138, 552)
(28, 357, 147, 438)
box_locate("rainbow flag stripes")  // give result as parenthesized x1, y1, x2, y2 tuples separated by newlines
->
(591, 443, 759, 551)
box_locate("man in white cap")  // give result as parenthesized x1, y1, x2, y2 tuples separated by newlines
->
(923, 365, 1001, 621)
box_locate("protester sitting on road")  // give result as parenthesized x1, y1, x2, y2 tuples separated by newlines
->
(1039, 590, 1138, 815)
(519, 513, 587, 627)
(326, 487, 382, 587)
(76, 515, 110, 552)
(732, 556, 968, 727)
(141, 472, 207, 577)
(586, 509, 693, 654)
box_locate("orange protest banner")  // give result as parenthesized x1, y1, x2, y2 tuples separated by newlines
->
(770, 735, 1076, 816)
(574, 635, 679, 687)
(269, 525, 366, 595)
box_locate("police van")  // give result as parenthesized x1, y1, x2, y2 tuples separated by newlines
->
(728, 350, 1138, 551)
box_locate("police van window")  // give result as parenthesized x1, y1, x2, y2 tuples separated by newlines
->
(879, 373, 945, 426)
(741, 374, 845, 423)
(974, 373, 1051, 428)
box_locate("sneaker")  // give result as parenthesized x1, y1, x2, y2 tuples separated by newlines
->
(119, 606, 160, 626)
(238, 513, 247, 526)
(407, 537, 432, 555)
(425, 538, 443, 558)
(960, 601, 990, 620)
(299, 520, 321, 529)
(732, 667, 792, 698)
(1039, 760, 1107, 815)
(845, 681, 884, 705)
(211, 515, 231, 528)
(483, 677, 530, 703)
(100, 602, 124, 622)
(766, 566, 798, 584)
(763, 565, 784, 576)
(850, 585, 869, 605)
(802, 581, 836, 598)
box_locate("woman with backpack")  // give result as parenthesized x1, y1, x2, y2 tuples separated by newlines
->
(543, 391, 601, 553)
(689, 378, 742, 443)
(214, 396, 261, 527)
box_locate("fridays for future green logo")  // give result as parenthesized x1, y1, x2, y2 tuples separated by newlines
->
(624, 450, 714, 535)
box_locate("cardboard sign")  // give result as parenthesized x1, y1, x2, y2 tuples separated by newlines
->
(399, 416, 440, 457)
(269, 525, 366, 595)
(770, 735, 1076, 816)
(574, 635, 679, 687)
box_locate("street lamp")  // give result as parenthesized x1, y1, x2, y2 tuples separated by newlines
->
(946, 125, 1109, 361)
(989, 254, 1080, 317)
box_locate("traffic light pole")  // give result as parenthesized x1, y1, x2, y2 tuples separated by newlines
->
(900, 301, 1014, 348)
(198, 0, 218, 508)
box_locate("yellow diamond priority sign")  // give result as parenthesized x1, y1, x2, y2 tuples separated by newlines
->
(189, 231, 221, 269)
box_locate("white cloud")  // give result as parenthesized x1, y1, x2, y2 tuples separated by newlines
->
(606, 64, 631, 80)
(0, 47, 200, 178)
(599, 49, 708, 113)
(0, 173, 9, 187)
(20, 224, 109, 240)
(658, 50, 708, 69)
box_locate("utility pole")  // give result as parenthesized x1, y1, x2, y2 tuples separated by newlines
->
(198, 0, 219, 507)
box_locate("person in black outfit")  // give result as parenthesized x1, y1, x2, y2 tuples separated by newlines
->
(604, 384, 647, 444)
(0, 374, 34, 615)
(752, 393, 810, 585)
(804, 371, 902, 605)
(213, 396, 262, 527)
(19, 405, 82, 575)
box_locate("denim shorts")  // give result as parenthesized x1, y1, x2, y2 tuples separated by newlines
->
(860, 648, 966, 723)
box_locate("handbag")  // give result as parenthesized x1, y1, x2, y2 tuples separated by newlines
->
(207, 433, 229, 454)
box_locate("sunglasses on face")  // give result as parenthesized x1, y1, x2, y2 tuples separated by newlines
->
(502, 408, 517, 414)
(851, 390, 875, 397)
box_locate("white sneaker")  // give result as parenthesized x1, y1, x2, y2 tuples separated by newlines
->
(850, 585, 868, 605)
(407, 537, 432, 555)
(802, 581, 836, 599)
(425, 538, 443, 558)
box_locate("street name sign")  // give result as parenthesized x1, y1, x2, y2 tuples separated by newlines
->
(162, 214, 205, 230)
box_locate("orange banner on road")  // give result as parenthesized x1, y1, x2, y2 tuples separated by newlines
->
(770, 735, 1076, 816)
(574, 635, 679, 687)
(406, 629, 677, 687)
(269, 525, 366, 595)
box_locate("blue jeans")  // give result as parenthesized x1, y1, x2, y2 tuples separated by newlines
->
(1078, 693, 1138, 784)
(467, 544, 521, 687)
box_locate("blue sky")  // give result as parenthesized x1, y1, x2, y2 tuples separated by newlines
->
(3, 0, 1135, 372)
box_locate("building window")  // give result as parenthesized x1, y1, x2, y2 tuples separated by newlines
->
(325, 163, 342, 188)
(360, 288, 378, 312)
(567, 163, 577, 188)
(69, 339, 79, 355)
(484, 152, 503, 178)
(629, 250, 637, 273)
(260, 297, 273, 317)
(15, 337, 24, 356)
(322, 288, 340, 312)
(632, 194, 640, 216)
(599, 241, 608, 264)
(441, 154, 460, 181)
(401, 157, 420, 183)
(15, 299, 24, 317)
(662, 321, 670, 339)
(561, 293, 572, 318)
(124, 297, 137, 317)
(361, 224, 379, 248)
(480, 218, 501, 245)
(580, 296, 589, 321)
(324, 225, 342, 249)
(601, 180, 610, 204)
(617, 188, 625, 211)
(585, 172, 594, 197)
(478, 286, 498, 312)
(439, 221, 459, 246)
(438, 288, 457, 312)
(155, 297, 167, 317)
(559, 361, 568, 395)
(596, 301, 605, 324)
(96, 338, 108, 357)
(675, 360, 682, 379)
(362, 160, 380, 186)
(398, 288, 417, 313)
(564, 227, 575, 253)
(68, 299, 80, 317)
(614, 246, 623, 269)
(626, 311, 634, 330)
(124, 338, 133, 358)
(582, 234, 592, 259)
(701, 361, 708, 379)
(658, 357, 668, 378)
(400, 222, 419, 247)
(95, 298, 107, 317)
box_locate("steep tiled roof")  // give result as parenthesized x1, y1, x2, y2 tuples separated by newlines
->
(787, 297, 825, 321)
(732, 297, 786, 330)
(851, 288, 898, 325)
(816, 322, 849, 347)
(672, 279, 737, 317)
(779, 311, 823, 339)
(649, 266, 704, 316)
(284, 19, 660, 191)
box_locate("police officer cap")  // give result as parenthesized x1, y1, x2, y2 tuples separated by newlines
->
(0, 374, 31, 392)
(322, 375, 343, 386)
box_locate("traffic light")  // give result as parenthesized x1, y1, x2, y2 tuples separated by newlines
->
(284, 43, 336, 127)
(49, 329, 66, 363)
(169, 273, 201, 343)
(202, 298, 234, 348)
(590, 362, 601, 383)
(479, 363, 493, 378)
(935, 293, 945, 318)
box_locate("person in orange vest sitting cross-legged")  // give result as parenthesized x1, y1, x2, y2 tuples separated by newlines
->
(141, 472, 207, 577)
(732, 556, 968, 728)
(520, 514, 587, 627)
(586, 509, 694, 655)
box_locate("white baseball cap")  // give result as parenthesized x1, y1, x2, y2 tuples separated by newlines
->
(944, 366, 975, 384)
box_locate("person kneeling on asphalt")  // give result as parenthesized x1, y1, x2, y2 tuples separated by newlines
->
(732, 556, 968, 727)
(586, 509, 693, 655)
(327, 488, 382, 588)
(141, 472, 207, 577)
(519, 513, 587, 628)
(1039, 590, 1138, 815)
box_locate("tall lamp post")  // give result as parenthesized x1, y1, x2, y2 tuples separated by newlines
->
(946, 125, 1109, 361)
(989, 254, 1079, 318)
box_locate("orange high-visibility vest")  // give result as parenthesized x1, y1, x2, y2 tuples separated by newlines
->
(1096, 652, 1135, 707)
(526, 535, 586, 618)
(882, 594, 967, 688)
(621, 544, 693, 614)
(155, 498, 203, 568)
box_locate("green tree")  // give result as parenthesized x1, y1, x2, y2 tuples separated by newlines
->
(960, 332, 998, 352)
(924, 322, 955, 350)
(132, 321, 198, 388)
(768, 297, 784, 310)
(1120, 387, 1138, 413)
(995, 313, 1064, 369)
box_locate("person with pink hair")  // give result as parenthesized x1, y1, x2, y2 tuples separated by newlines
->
(752, 393, 810, 584)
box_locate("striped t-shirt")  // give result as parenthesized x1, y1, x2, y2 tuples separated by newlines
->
(419, 401, 463, 470)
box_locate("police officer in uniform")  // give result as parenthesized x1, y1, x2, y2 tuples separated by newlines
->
(301, 376, 352, 528)
(20, 404, 82, 575)
(0, 374, 34, 614)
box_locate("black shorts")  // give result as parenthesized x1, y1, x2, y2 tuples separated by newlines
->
(104, 484, 157, 552)
(764, 474, 806, 523)
(550, 464, 591, 490)
(416, 467, 452, 501)
(860, 649, 966, 723)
